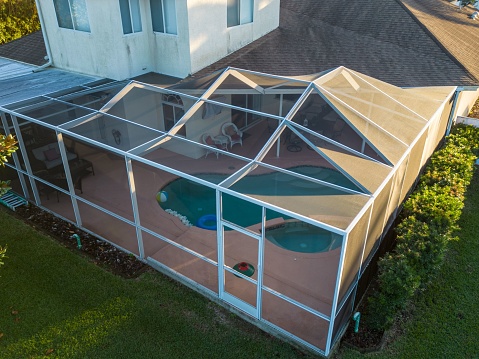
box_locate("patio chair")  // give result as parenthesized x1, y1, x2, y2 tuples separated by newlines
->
(221, 122, 243, 148)
(29, 141, 78, 173)
(285, 128, 302, 152)
(201, 133, 228, 158)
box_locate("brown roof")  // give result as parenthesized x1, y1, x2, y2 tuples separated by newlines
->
(399, 0, 479, 84)
(194, 0, 478, 87)
(0, 31, 47, 67)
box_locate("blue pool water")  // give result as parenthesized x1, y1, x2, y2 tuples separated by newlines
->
(264, 222, 342, 253)
(159, 166, 355, 232)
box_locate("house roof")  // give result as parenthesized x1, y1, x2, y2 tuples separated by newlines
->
(399, 0, 479, 84)
(193, 0, 479, 87)
(0, 0, 477, 88)
(0, 59, 100, 106)
(0, 31, 47, 67)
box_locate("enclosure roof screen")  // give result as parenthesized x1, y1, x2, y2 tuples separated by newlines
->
(2, 66, 453, 232)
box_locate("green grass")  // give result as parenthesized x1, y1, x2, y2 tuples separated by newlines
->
(336, 170, 479, 358)
(0, 208, 314, 359)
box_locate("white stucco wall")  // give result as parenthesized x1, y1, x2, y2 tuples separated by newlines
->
(38, 0, 279, 80)
(149, 0, 191, 78)
(455, 88, 479, 118)
(39, 0, 153, 80)
(188, 0, 280, 74)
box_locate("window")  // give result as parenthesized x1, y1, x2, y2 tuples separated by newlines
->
(53, 0, 91, 32)
(119, 0, 142, 34)
(227, 0, 253, 27)
(163, 94, 185, 136)
(150, 0, 177, 35)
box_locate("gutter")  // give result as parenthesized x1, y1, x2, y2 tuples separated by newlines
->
(33, 0, 53, 72)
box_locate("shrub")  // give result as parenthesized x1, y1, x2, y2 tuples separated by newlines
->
(0, 0, 40, 45)
(394, 217, 449, 281)
(366, 125, 479, 330)
(367, 253, 420, 330)
(402, 185, 464, 233)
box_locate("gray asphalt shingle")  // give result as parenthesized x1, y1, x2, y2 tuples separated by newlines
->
(195, 0, 478, 87)
(0, 31, 47, 67)
(399, 0, 479, 83)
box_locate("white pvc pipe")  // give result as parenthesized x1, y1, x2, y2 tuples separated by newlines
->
(33, 0, 53, 72)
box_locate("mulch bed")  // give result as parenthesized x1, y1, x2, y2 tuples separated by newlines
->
(340, 298, 385, 352)
(12, 204, 148, 278)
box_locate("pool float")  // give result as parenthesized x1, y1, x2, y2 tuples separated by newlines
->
(196, 214, 217, 230)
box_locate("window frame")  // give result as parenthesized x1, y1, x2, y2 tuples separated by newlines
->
(119, 0, 143, 35)
(150, 0, 178, 35)
(53, 0, 91, 32)
(162, 94, 185, 136)
(227, 0, 254, 28)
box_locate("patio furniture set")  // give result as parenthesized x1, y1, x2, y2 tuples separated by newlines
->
(202, 122, 243, 158)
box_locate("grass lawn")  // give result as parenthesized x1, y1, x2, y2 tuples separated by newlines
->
(0, 208, 314, 359)
(336, 170, 479, 358)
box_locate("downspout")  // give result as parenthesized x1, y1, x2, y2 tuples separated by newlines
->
(33, 0, 53, 72)
(446, 87, 461, 136)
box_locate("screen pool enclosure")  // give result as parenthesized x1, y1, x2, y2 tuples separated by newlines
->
(0, 67, 456, 356)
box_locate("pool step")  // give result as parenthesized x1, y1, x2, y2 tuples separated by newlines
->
(0, 191, 28, 211)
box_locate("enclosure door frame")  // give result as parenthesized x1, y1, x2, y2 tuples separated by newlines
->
(217, 191, 265, 319)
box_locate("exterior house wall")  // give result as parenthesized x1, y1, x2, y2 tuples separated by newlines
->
(188, 0, 280, 74)
(38, 0, 152, 80)
(149, 0, 192, 78)
(455, 88, 479, 118)
(37, 0, 280, 80)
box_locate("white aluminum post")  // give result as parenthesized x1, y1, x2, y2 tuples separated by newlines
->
(56, 132, 82, 226)
(256, 206, 266, 319)
(325, 232, 348, 356)
(216, 189, 224, 298)
(276, 94, 283, 157)
(352, 204, 373, 310)
(10, 115, 41, 204)
(125, 157, 144, 259)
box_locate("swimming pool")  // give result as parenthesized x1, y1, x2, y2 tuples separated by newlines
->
(264, 221, 342, 253)
(158, 166, 357, 229)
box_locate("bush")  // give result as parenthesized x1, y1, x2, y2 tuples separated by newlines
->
(403, 185, 464, 233)
(366, 125, 479, 330)
(366, 251, 421, 330)
(0, 0, 40, 45)
(394, 217, 449, 282)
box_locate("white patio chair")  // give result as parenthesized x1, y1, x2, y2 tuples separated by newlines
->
(221, 122, 243, 148)
(201, 133, 228, 158)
